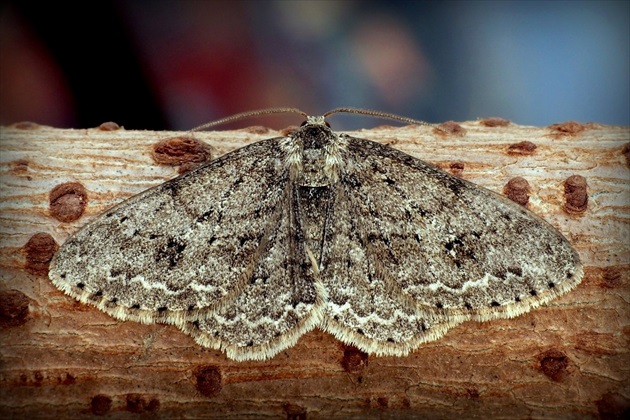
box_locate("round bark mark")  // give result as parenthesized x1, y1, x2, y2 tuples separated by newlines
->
(547, 121, 595, 138)
(449, 161, 465, 177)
(466, 388, 480, 400)
(23, 232, 58, 276)
(49, 182, 88, 222)
(9, 159, 30, 176)
(479, 117, 510, 127)
(152, 136, 212, 168)
(242, 125, 273, 135)
(195, 365, 222, 397)
(596, 392, 630, 420)
(0, 289, 30, 328)
(622, 143, 630, 167)
(98, 121, 121, 131)
(538, 350, 570, 382)
(549, 121, 587, 134)
(59, 373, 76, 385)
(125, 393, 160, 413)
(283, 403, 307, 420)
(563, 175, 588, 214)
(601, 267, 623, 289)
(91, 394, 112, 416)
(507, 141, 537, 155)
(32, 371, 44, 386)
(433, 121, 466, 137)
(341, 346, 369, 373)
(503, 177, 530, 206)
(11, 121, 40, 129)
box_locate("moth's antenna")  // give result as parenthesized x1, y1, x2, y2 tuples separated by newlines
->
(324, 107, 431, 126)
(192, 108, 308, 131)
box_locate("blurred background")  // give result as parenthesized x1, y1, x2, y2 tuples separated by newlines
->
(1, 0, 628, 130)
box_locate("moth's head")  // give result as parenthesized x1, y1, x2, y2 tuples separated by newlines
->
(296, 116, 334, 148)
(296, 116, 336, 150)
(304, 115, 329, 127)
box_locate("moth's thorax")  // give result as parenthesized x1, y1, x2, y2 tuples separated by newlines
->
(283, 117, 347, 187)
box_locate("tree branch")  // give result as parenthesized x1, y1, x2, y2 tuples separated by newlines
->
(0, 119, 628, 417)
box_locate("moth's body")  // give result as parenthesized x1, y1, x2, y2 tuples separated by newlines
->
(285, 117, 343, 269)
(49, 110, 583, 361)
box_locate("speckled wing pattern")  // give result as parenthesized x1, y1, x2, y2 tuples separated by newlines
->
(49, 113, 583, 361)
(50, 139, 296, 325)
(335, 137, 582, 322)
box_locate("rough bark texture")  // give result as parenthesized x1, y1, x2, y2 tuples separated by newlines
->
(0, 119, 628, 419)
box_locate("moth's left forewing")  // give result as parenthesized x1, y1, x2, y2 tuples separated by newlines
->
(49, 138, 295, 326)
(340, 135, 583, 322)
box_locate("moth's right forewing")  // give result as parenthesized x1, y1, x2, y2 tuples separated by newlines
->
(338, 136, 582, 322)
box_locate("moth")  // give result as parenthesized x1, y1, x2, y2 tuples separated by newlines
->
(49, 108, 583, 360)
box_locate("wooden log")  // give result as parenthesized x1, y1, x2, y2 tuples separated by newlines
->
(0, 119, 628, 418)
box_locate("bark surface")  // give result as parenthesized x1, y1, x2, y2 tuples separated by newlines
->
(0, 120, 628, 418)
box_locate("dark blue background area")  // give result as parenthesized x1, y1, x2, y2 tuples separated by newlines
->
(2, 1, 628, 130)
